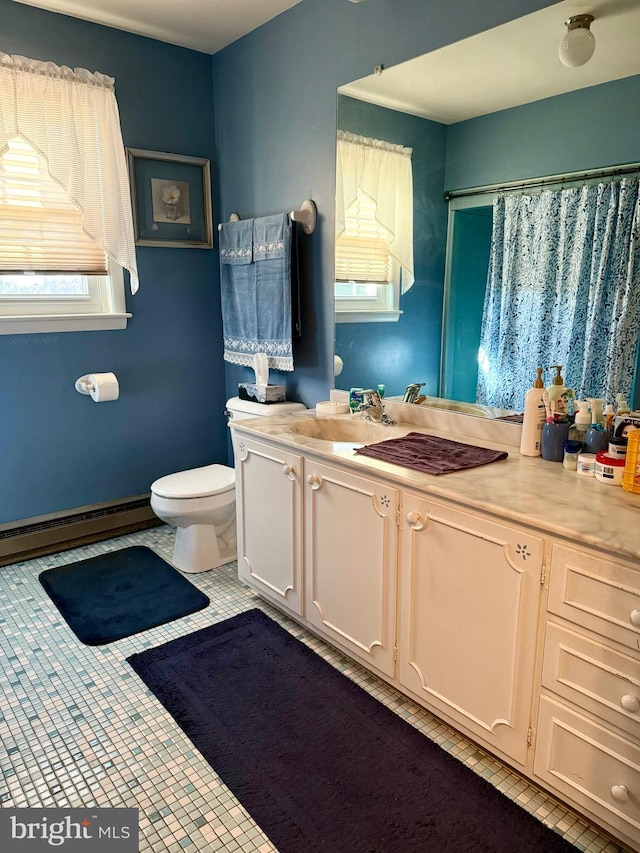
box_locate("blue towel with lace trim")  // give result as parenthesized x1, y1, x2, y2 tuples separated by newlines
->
(220, 213, 294, 371)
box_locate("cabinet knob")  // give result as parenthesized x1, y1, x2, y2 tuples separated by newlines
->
(282, 464, 294, 477)
(610, 785, 629, 803)
(406, 510, 425, 530)
(620, 694, 640, 713)
(630, 609, 640, 627)
(307, 473, 323, 490)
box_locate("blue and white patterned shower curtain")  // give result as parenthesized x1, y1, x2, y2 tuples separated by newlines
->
(476, 178, 640, 410)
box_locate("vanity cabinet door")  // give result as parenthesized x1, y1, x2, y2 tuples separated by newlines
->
(234, 435, 304, 616)
(304, 459, 398, 677)
(398, 493, 544, 766)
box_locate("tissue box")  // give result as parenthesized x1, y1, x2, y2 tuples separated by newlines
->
(238, 383, 286, 404)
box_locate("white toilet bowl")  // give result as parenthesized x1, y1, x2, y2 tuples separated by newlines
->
(150, 464, 236, 573)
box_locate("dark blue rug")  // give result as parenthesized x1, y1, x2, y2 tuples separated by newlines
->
(127, 608, 578, 853)
(39, 546, 209, 645)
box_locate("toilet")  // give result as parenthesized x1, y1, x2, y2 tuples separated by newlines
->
(150, 396, 306, 573)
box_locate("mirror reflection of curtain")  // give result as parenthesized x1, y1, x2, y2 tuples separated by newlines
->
(335, 130, 414, 291)
(477, 178, 640, 410)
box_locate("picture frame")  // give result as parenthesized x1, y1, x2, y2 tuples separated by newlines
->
(126, 148, 213, 248)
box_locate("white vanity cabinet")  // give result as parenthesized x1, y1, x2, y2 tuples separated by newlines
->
(398, 492, 544, 766)
(303, 458, 398, 677)
(234, 435, 304, 617)
(534, 543, 640, 850)
(230, 418, 640, 851)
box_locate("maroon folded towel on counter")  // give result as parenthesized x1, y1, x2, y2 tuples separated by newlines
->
(355, 432, 508, 475)
(497, 413, 524, 423)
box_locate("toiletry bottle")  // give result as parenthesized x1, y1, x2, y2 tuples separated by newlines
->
(520, 368, 546, 457)
(604, 404, 615, 433)
(616, 394, 631, 417)
(587, 397, 605, 426)
(568, 400, 590, 447)
(547, 365, 568, 415)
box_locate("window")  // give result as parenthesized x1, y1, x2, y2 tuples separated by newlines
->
(335, 131, 414, 323)
(0, 53, 138, 334)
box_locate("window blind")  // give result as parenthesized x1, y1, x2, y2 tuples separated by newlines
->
(335, 191, 393, 283)
(0, 138, 107, 275)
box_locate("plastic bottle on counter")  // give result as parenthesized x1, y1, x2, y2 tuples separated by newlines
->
(587, 397, 605, 427)
(568, 399, 590, 446)
(604, 404, 615, 433)
(520, 368, 546, 457)
(547, 366, 570, 416)
(616, 394, 631, 417)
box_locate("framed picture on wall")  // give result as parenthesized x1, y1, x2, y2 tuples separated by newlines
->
(127, 148, 213, 248)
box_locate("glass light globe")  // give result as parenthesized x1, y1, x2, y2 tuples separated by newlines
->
(559, 24, 596, 67)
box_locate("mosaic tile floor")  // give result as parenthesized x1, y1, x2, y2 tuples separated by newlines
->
(0, 526, 627, 853)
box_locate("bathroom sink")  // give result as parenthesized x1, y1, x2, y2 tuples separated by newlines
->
(289, 417, 401, 444)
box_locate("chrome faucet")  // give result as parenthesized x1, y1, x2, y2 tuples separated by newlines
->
(403, 382, 425, 404)
(357, 389, 396, 425)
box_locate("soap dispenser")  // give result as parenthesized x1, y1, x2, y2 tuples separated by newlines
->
(520, 368, 546, 457)
(569, 400, 591, 446)
(547, 365, 569, 415)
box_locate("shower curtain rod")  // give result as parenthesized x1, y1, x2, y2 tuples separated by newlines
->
(444, 161, 640, 201)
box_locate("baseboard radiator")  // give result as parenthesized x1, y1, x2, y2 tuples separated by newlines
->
(0, 495, 161, 567)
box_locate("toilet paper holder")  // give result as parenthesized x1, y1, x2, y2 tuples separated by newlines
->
(75, 372, 120, 402)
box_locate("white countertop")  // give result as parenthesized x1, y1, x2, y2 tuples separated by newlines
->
(230, 407, 640, 564)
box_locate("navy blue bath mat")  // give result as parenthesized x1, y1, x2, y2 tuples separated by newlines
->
(127, 609, 578, 853)
(39, 546, 209, 645)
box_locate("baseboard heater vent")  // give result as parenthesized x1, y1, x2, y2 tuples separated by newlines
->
(0, 495, 161, 567)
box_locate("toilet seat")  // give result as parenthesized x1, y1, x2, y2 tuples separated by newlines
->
(151, 464, 235, 499)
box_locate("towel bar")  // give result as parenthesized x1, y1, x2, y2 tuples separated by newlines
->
(217, 201, 316, 234)
(290, 199, 317, 234)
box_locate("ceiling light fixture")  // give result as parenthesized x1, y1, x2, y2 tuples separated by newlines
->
(559, 14, 596, 67)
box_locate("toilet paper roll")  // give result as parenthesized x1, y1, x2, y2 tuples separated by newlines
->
(75, 372, 119, 402)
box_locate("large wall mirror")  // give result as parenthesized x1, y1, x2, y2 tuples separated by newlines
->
(334, 0, 640, 419)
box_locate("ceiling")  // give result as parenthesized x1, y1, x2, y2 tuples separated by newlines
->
(340, 0, 640, 123)
(11, 0, 303, 54)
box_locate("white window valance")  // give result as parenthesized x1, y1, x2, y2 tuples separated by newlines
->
(335, 130, 414, 293)
(0, 53, 139, 293)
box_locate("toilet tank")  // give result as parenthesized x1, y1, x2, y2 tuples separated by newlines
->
(225, 396, 306, 421)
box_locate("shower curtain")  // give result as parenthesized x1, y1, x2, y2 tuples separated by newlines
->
(476, 177, 640, 410)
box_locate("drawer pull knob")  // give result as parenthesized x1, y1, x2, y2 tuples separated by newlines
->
(610, 785, 629, 803)
(307, 473, 323, 490)
(631, 609, 640, 627)
(620, 694, 640, 713)
(282, 464, 294, 476)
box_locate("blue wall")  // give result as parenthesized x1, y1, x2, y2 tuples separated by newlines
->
(335, 96, 447, 398)
(0, 0, 223, 524)
(446, 74, 640, 190)
(1, 0, 556, 524)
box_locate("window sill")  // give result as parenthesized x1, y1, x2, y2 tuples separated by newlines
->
(0, 313, 131, 335)
(335, 309, 403, 324)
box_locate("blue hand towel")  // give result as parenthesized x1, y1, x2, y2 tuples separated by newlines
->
(253, 213, 293, 370)
(219, 213, 294, 371)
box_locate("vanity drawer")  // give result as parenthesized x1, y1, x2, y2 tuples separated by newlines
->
(548, 544, 640, 652)
(535, 696, 640, 847)
(542, 621, 640, 740)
